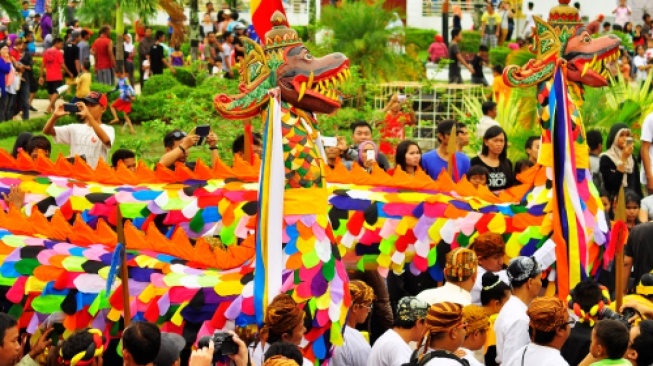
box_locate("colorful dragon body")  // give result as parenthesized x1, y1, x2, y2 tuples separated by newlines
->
(503, 0, 620, 296)
(0, 2, 617, 366)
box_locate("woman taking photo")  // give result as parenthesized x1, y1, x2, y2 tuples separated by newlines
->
(357, 140, 383, 173)
(600, 123, 642, 201)
(390, 140, 422, 176)
(470, 126, 513, 192)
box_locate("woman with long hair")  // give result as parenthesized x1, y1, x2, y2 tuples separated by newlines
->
(392, 140, 422, 176)
(470, 126, 513, 191)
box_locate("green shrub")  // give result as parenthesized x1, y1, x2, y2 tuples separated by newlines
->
(459, 30, 481, 54)
(292, 26, 309, 41)
(489, 47, 511, 67)
(405, 28, 438, 51)
(141, 73, 181, 95)
(35, 82, 115, 100)
(0, 115, 78, 140)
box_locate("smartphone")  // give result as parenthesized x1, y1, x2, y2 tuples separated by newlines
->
(43, 312, 65, 346)
(397, 94, 406, 102)
(322, 136, 337, 147)
(366, 150, 376, 161)
(195, 125, 211, 146)
(63, 103, 79, 113)
(626, 137, 634, 146)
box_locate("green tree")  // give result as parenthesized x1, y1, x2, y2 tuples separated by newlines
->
(0, 0, 21, 23)
(320, 0, 421, 80)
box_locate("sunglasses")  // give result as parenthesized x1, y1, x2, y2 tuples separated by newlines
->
(171, 131, 187, 139)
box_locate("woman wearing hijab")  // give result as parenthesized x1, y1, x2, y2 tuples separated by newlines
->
(357, 140, 385, 172)
(123, 33, 135, 87)
(600, 123, 642, 202)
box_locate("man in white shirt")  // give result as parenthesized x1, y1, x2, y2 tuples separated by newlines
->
(417, 248, 478, 306)
(411, 302, 470, 366)
(42, 91, 115, 169)
(503, 297, 571, 366)
(459, 305, 490, 366)
(522, 2, 535, 38)
(331, 280, 373, 366)
(477, 101, 500, 139)
(367, 296, 428, 366)
(494, 256, 543, 364)
(640, 110, 653, 194)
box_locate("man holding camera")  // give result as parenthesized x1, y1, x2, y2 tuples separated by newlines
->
(42, 91, 114, 169)
(158, 128, 219, 171)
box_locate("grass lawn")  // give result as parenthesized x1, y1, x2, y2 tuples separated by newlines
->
(0, 123, 217, 167)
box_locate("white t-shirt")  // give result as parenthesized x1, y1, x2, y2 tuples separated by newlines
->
(641, 195, 653, 221)
(421, 350, 468, 366)
(54, 123, 115, 169)
(331, 326, 371, 366)
(639, 111, 653, 185)
(503, 343, 569, 366)
(634, 55, 649, 82)
(495, 295, 530, 364)
(477, 115, 500, 139)
(614, 6, 631, 27)
(250, 343, 312, 366)
(471, 266, 510, 305)
(367, 329, 412, 366)
(416, 282, 472, 306)
(523, 10, 535, 36)
(460, 347, 485, 366)
(142, 60, 151, 80)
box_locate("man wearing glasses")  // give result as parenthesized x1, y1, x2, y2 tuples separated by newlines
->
(42, 91, 114, 169)
(159, 128, 219, 171)
(502, 297, 572, 366)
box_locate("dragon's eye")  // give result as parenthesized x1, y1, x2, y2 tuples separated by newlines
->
(584, 36, 591, 43)
(304, 53, 314, 60)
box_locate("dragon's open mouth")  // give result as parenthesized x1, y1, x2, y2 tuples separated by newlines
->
(284, 61, 351, 105)
(567, 47, 619, 79)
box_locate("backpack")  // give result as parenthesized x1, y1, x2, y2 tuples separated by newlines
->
(402, 349, 470, 366)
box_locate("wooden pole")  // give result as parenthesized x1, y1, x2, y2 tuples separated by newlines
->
(116, 208, 131, 328)
(443, 0, 450, 46)
(614, 186, 626, 311)
(243, 119, 253, 165)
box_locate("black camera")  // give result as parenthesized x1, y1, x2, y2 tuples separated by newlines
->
(598, 306, 638, 327)
(197, 332, 240, 362)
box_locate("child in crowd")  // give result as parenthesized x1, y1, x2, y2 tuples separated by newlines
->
(109, 71, 136, 134)
(514, 159, 534, 175)
(620, 53, 631, 82)
(634, 45, 652, 82)
(73, 59, 91, 103)
(525, 135, 540, 164)
(467, 165, 490, 189)
(583, 319, 630, 365)
(491, 65, 509, 102)
(142, 58, 151, 82)
(170, 45, 184, 67)
(625, 189, 641, 231)
(471, 45, 489, 86)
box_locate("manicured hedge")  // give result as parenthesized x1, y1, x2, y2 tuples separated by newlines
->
(459, 30, 481, 54)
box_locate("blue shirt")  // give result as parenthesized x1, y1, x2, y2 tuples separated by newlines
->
(422, 150, 470, 182)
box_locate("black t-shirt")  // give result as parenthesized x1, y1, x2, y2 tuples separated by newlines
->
(449, 42, 461, 76)
(472, 54, 484, 77)
(625, 223, 653, 290)
(149, 43, 165, 75)
(63, 42, 79, 77)
(233, 36, 244, 60)
(470, 156, 514, 191)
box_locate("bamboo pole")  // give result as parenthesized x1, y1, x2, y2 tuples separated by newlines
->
(614, 186, 626, 311)
(116, 208, 131, 327)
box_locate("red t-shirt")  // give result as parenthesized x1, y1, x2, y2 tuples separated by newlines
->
(43, 48, 64, 81)
(379, 112, 413, 156)
(9, 49, 19, 61)
(92, 36, 113, 69)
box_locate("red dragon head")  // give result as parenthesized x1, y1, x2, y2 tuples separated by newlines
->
(564, 28, 621, 87)
(215, 11, 350, 120)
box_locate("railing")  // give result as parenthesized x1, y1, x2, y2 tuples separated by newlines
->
(230, 0, 309, 15)
(422, 0, 479, 16)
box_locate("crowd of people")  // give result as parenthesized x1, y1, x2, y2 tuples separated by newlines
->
(3, 1, 653, 366)
(435, 0, 653, 86)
